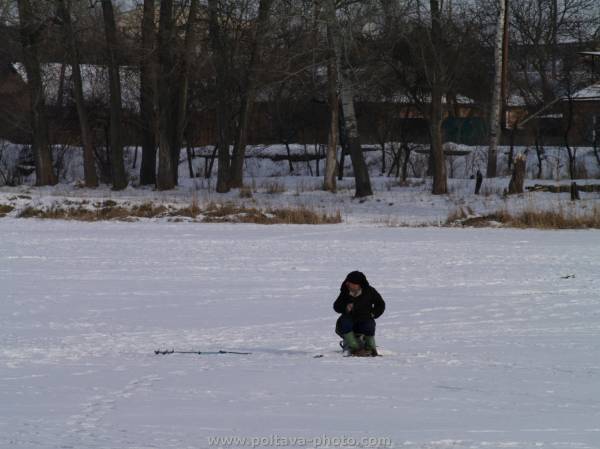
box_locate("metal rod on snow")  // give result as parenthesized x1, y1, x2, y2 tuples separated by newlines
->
(154, 349, 252, 355)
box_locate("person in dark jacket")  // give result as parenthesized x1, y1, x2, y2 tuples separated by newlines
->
(333, 271, 385, 356)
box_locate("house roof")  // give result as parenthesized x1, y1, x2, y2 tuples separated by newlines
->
(571, 82, 600, 101)
(578, 51, 600, 57)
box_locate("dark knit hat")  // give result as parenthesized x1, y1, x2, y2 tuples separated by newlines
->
(344, 271, 368, 287)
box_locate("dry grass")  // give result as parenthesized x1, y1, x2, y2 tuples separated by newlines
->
(446, 206, 474, 223)
(17, 206, 46, 218)
(0, 204, 14, 217)
(18, 202, 168, 221)
(130, 202, 169, 218)
(503, 206, 600, 229)
(95, 199, 118, 208)
(262, 180, 286, 194)
(8, 195, 32, 200)
(480, 184, 506, 197)
(203, 202, 341, 224)
(374, 216, 434, 227)
(239, 186, 254, 198)
(268, 206, 341, 224)
(15, 199, 341, 225)
(170, 197, 201, 218)
(526, 183, 600, 193)
(449, 205, 600, 229)
(399, 179, 426, 188)
(294, 179, 322, 195)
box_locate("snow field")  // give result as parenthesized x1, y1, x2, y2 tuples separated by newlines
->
(1, 221, 600, 449)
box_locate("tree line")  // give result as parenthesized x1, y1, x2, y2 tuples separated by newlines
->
(6, 0, 600, 196)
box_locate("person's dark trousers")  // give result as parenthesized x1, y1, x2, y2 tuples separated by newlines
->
(336, 315, 376, 337)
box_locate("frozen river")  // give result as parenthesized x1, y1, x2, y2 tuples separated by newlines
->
(1, 219, 600, 449)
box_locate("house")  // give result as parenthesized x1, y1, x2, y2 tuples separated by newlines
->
(578, 51, 600, 82)
(0, 60, 30, 143)
(568, 81, 600, 147)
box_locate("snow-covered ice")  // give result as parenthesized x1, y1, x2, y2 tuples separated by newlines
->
(1, 220, 600, 449)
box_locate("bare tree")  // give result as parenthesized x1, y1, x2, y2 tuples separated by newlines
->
(323, 7, 339, 193)
(154, 0, 199, 189)
(56, 0, 98, 187)
(429, 0, 447, 194)
(324, 0, 372, 197)
(17, 0, 56, 185)
(509, 0, 599, 181)
(487, 0, 507, 178)
(511, 0, 599, 108)
(100, 0, 127, 189)
(169, 0, 200, 186)
(371, 0, 469, 194)
(229, 0, 273, 188)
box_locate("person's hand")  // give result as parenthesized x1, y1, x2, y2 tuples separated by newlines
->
(346, 303, 354, 313)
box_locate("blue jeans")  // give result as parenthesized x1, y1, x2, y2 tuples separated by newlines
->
(335, 315, 376, 337)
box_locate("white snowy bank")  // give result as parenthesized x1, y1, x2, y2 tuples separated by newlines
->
(1, 141, 600, 227)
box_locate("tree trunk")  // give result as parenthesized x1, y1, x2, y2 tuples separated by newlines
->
(132, 145, 138, 169)
(593, 116, 600, 168)
(206, 144, 218, 179)
(208, 0, 231, 193)
(564, 95, 577, 182)
(325, 0, 372, 197)
(156, 0, 175, 190)
(186, 141, 194, 179)
(101, 0, 127, 190)
(487, 0, 506, 178)
(56, 0, 98, 188)
(229, 0, 273, 188)
(507, 153, 526, 194)
(430, 0, 447, 195)
(323, 16, 338, 192)
(429, 109, 447, 194)
(563, 94, 580, 201)
(570, 182, 580, 201)
(508, 124, 516, 170)
(401, 144, 411, 181)
(501, 0, 510, 124)
(140, 0, 158, 186)
(475, 169, 483, 194)
(284, 142, 294, 174)
(17, 0, 56, 186)
(337, 106, 347, 180)
(534, 130, 544, 179)
(56, 63, 66, 106)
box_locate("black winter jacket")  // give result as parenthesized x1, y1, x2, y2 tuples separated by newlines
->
(333, 282, 386, 322)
